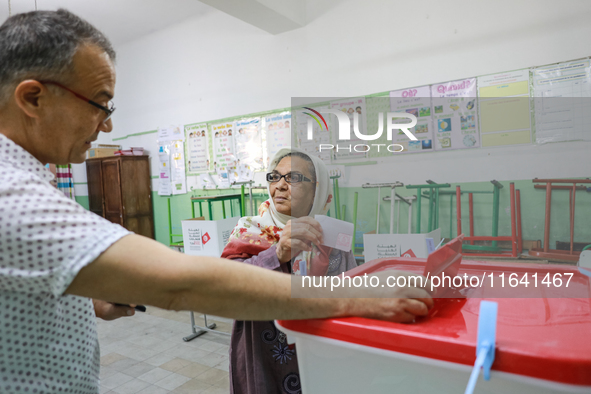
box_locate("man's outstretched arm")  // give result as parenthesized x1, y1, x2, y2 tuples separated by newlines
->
(66, 234, 432, 322)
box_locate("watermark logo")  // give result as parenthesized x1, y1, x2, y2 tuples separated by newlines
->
(304, 110, 418, 141)
(302, 107, 329, 136)
(302, 108, 418, 153)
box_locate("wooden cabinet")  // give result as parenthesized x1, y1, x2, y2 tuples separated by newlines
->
(86, 156, 154, 239)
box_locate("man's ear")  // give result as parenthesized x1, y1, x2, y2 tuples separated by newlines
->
(13, 80, 47, 119)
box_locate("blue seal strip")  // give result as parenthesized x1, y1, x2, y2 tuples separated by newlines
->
(464, 300, 498, 394)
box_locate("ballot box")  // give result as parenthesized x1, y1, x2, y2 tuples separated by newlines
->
(276, 237, 591, 394)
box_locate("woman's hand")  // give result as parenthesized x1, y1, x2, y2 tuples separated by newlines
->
(276, 217, 324, 263)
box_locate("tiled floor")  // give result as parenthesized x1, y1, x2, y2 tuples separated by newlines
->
(98, 307, 232, 394)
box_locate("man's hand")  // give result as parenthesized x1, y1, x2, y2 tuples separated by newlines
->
(294, 270, 434, 323)
(352, 271, 434, 323)
(276, 217, 324, 263)
(93, 299, 136, 321)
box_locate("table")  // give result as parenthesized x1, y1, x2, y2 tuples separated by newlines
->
(529, 178, 591, 262)
(406, 181, 451, 233)
(191, 193, 243, 220)
(456, 182, 522, 258)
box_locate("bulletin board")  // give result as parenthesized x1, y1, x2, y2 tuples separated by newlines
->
(115, 55, 591, 189)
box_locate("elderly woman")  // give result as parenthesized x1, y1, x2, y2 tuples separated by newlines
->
(221, 148, 356, 394)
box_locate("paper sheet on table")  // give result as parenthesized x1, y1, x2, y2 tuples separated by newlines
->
(314, 215, 353, 252)
(198, 173, 216, 189)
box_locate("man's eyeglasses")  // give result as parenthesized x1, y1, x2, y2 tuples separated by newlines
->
(266, 172, 313, 184)
(39, 80, 116, 123)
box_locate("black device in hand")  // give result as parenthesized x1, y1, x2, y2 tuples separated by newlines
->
(113, 303, 147, 312)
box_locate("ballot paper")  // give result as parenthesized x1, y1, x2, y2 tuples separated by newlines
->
(314, 215, 354, 252)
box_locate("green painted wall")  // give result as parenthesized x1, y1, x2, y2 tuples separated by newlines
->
(77, 179, 590, 251)
(335, 179, 591, 248)
(158, 179, 590, 251)
(151, 190, 268, 246)
(75, 196, 89, 210)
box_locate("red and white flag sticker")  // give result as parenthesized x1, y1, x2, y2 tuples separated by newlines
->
(202, 232, 211, 245)
(314, 215, 354, 252)
(335, 233, 353, 252)
(402, 248, 416, 258)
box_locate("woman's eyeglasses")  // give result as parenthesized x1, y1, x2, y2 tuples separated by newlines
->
(266, 172, 313, 184)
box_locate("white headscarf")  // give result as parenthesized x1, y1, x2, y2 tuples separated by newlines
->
(266, 147, 331, 227)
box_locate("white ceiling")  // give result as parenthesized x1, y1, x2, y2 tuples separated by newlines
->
(0, 0, 214, 46)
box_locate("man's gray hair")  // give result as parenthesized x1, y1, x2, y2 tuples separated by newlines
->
(0, 8, 116, 106)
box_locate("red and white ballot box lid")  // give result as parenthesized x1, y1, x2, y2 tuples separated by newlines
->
(278, 237, 591, 387)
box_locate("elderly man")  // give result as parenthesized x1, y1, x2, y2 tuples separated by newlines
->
(0, 9, 433, 394)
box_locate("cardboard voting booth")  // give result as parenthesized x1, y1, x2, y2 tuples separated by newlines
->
(363, 228, 441, 261)
(181, 216, 239, 257)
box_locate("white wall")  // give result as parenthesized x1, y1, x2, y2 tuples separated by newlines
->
(74, 0, 591, 194)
